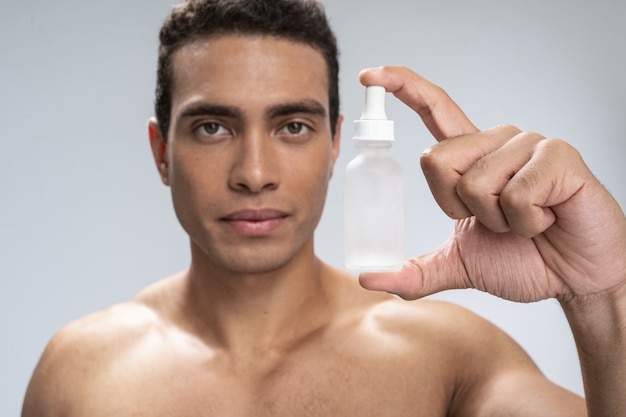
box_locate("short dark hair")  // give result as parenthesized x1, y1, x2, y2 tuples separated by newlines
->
(155, 0, 340, 141)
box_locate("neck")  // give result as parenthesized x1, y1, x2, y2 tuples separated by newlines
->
(178, 238, 333, 354)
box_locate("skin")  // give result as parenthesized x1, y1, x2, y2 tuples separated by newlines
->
(21, 35, 626, 417)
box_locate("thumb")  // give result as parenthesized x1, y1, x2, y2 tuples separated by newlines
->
(358, 240, 470, 300)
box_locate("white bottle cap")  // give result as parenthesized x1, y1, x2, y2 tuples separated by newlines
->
(353, 85, 395, 141)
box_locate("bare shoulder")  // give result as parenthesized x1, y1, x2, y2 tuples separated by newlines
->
(330, 265, 516, 350)
(330, 267, 526, 372)
(41, 300, 160, 363)
(332, 270, 585, 416)
(370, 296, 520, 349)
(349, 290, 585, 416)
(358, 293, 523, 365)
(22, 280, 172, 417)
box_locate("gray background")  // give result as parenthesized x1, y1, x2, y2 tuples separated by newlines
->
(2, 0, 625, 414)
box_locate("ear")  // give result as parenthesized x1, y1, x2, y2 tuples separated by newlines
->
(329, 114, 343, 179)
(148, 118, 170, 186)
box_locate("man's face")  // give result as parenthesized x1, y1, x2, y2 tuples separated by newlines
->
(150, 35, 341, 274)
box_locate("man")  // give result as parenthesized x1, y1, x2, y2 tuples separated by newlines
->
(22, 0, 625, 415)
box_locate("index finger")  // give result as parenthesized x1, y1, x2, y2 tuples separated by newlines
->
(359, 66, 479, 141)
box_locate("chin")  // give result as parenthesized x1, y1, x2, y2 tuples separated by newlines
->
(201, 241, 309, 276)
(188, 221, 318, 276)
(221, 255, 291, 275)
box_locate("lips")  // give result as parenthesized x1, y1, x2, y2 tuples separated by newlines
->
(221, 209, 289, 235)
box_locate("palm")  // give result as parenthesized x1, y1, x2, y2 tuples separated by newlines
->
(452, 218, 561, 302)
(451, 184, 626, 302)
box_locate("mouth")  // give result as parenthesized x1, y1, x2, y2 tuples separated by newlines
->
(221, 209, 289, 235)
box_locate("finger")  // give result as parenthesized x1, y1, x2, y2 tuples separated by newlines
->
(359, 66, 479, 141)
(456, 131, 546, 233)
(499, 138, 586, 238)
(421, 125, 522, 219)
(358, 238, 470, 300)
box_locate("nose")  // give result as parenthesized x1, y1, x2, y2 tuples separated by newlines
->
(228, 132, 280, 193)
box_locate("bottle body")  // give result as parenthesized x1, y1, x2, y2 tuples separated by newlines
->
(344, 140, 403, 271)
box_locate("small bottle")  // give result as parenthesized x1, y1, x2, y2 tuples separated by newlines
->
(344, 85, 403, 272)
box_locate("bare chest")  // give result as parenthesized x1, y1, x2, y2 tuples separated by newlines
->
(74, 348, 451, 417)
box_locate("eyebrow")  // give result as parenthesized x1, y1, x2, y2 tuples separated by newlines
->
(175, 99, 327, 126)
(266, 100, 328, 120)
(176, 103, 243, 125)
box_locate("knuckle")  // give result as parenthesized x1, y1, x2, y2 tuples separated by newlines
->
(499, 180, 544, 238)
(489, 124, 523, 137)
(499, 184, 529, 212)
(516, 130, 546, 143)
(455, 163, 492, 201)
(420, 140, 461, 174)
(455, 175, 482, 201)
(539, 137, 581, 159)
(500, 165, 540, 212)
(419, 145, 447, 174)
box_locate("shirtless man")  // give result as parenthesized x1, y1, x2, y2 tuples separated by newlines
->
(22, 0, 626, 416)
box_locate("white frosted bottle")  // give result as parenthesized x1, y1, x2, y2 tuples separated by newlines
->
(345, 86, 403, 272)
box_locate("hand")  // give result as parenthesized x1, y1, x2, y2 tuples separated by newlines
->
(358, 66, 626, 303)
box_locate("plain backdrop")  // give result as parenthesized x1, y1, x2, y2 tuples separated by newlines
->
(2, 0, 625, 415)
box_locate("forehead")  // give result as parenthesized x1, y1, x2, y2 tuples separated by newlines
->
(169, 35, 330, 116)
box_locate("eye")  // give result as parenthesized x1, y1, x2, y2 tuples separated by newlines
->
(279, 122, 311, 136)
(195, 122, 231, 137)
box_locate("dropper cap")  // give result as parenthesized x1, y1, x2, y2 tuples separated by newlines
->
(353, 85, 395, 141)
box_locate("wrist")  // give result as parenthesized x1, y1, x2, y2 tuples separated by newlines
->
(559, 282, 626, 344)
(558, 281, 626, 416)
(559, 281, 626, 324)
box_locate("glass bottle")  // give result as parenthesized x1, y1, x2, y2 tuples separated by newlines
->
(344, 86, 403, 271)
